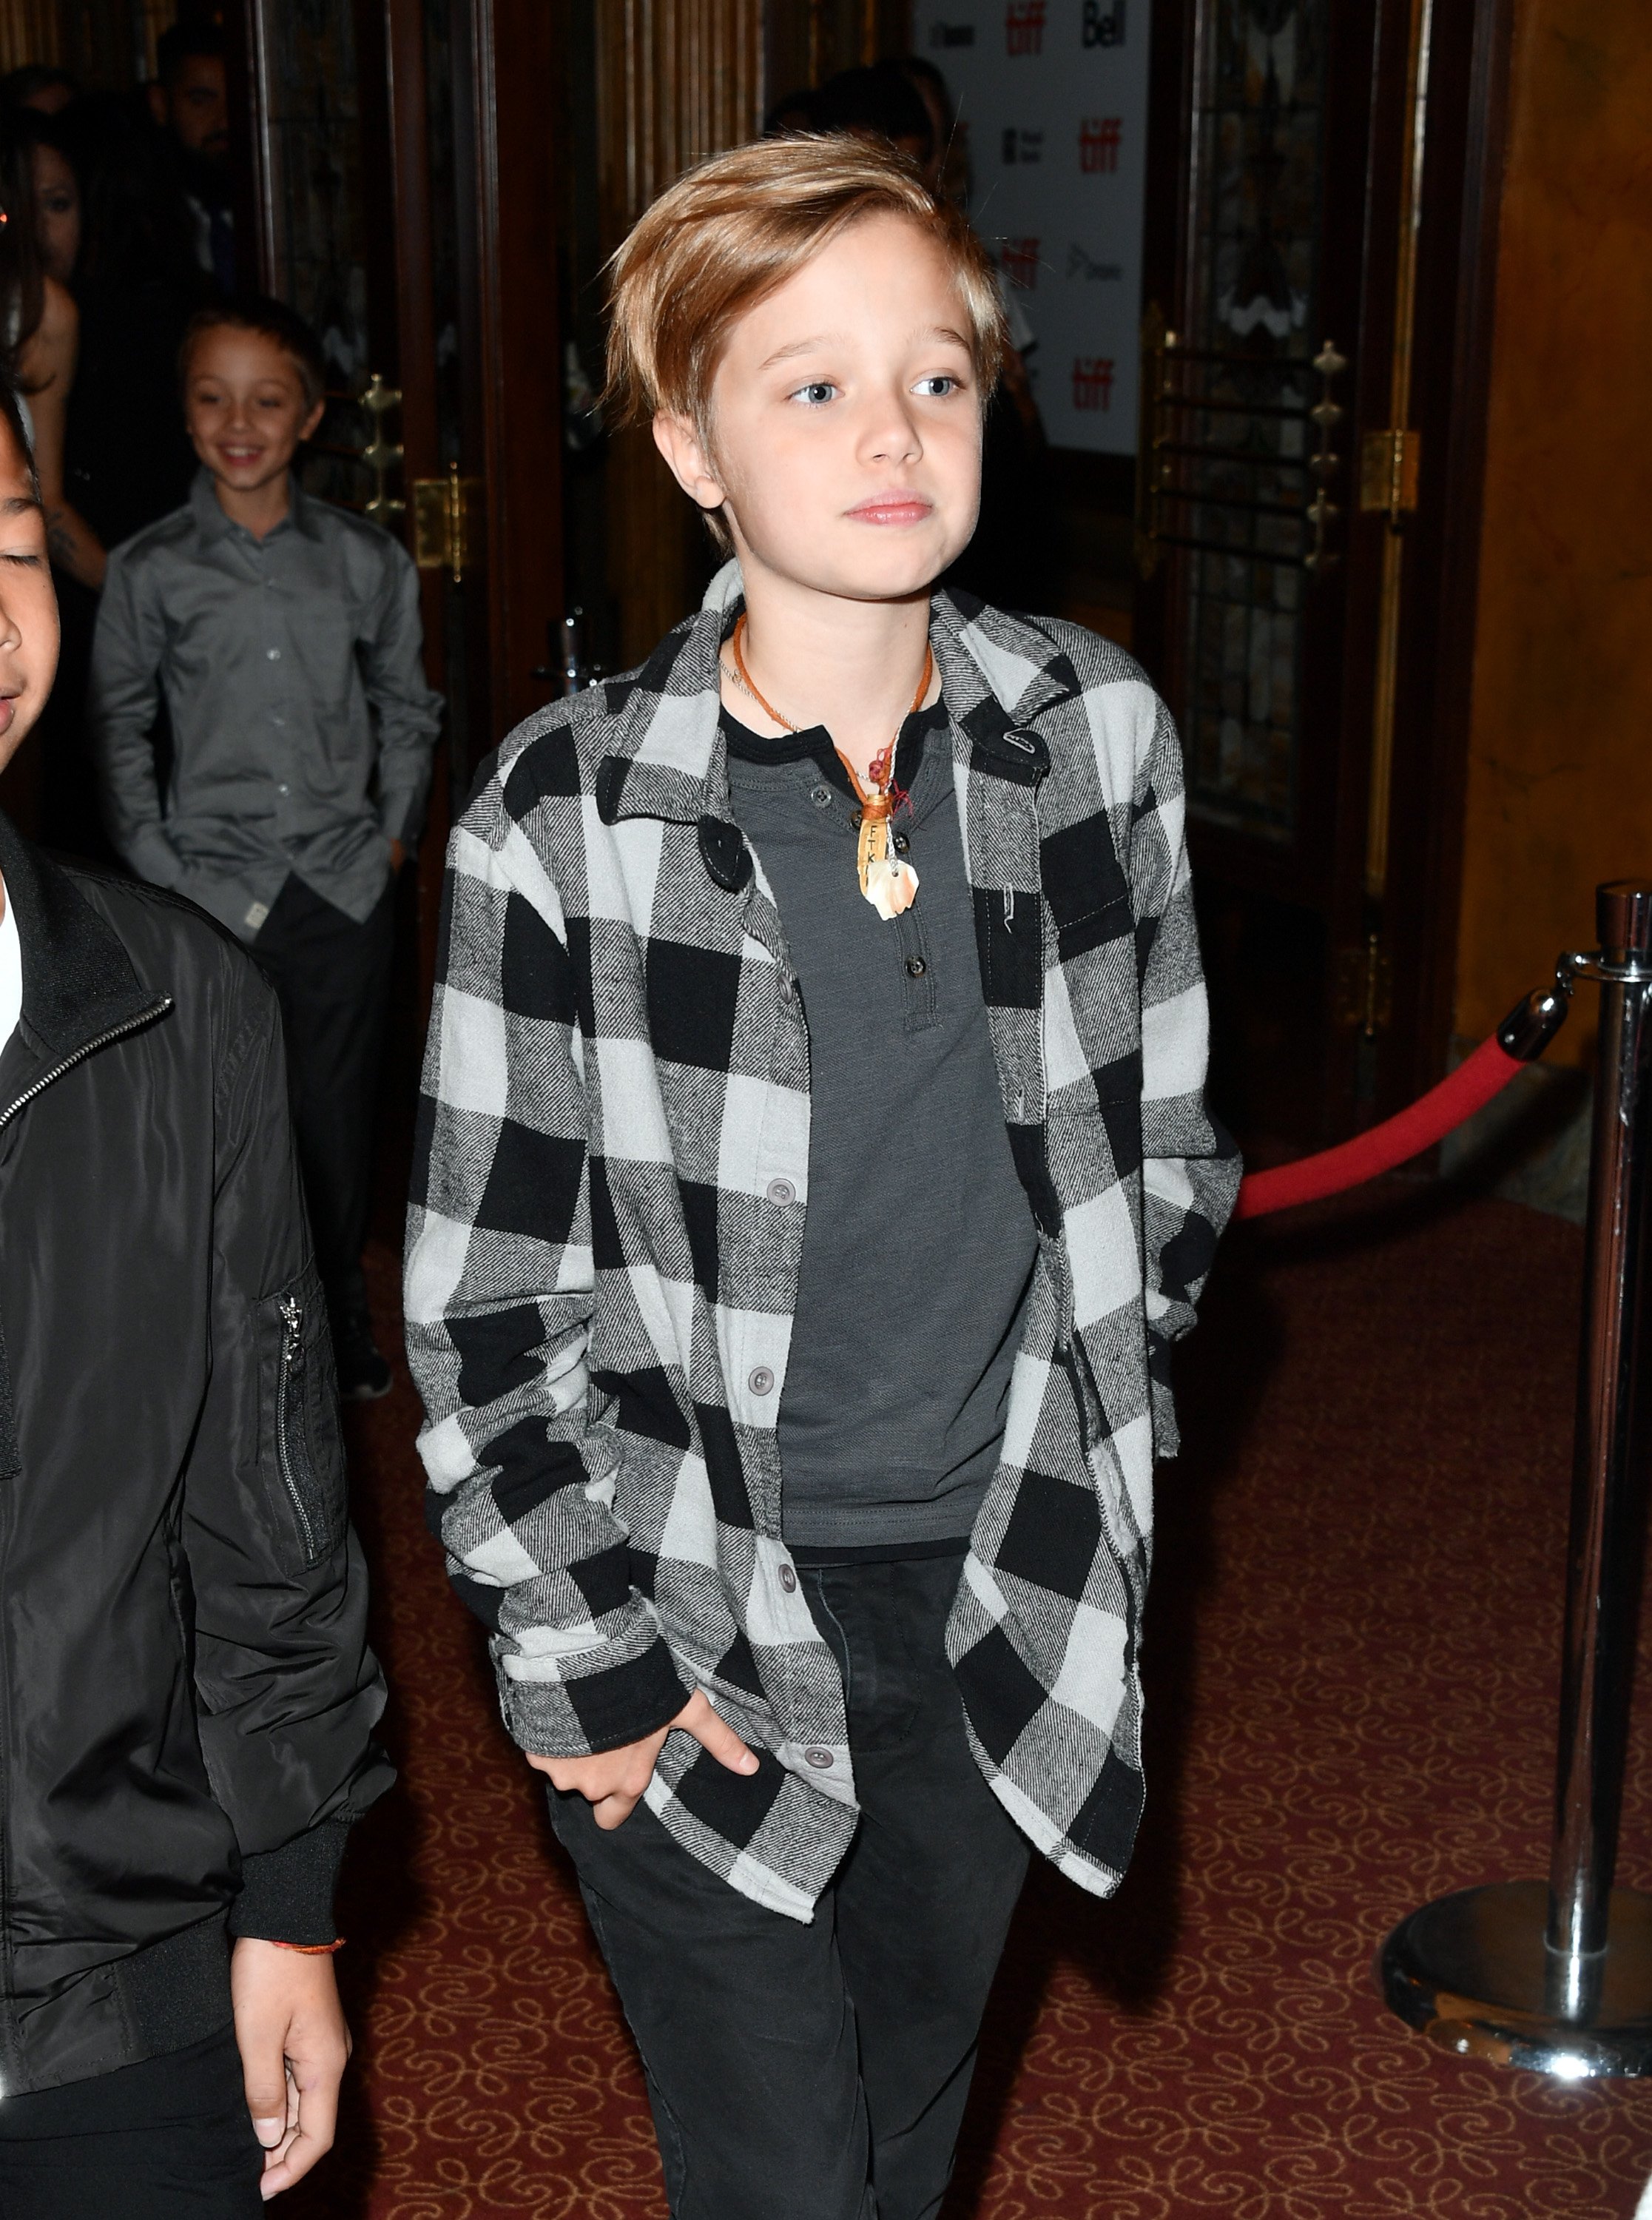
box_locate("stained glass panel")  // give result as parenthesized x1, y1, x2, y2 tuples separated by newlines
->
(1181, 0, 1329, 841)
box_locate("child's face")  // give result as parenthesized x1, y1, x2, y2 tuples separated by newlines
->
(661, 215, 983, 606)
(185, 329, 326, 497)
(0, 427, 58, 782)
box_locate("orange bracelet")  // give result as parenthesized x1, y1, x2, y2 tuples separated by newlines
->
(269, 1938, 345, 1954)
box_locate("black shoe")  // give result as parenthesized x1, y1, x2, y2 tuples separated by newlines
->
(333, 1310, 393, 1402)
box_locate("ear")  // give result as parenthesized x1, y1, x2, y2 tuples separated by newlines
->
(652, 411, 726, 514)
(299, 395, 326, 443)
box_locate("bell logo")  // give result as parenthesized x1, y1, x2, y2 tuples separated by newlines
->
(1072, 357, 1115, 411)
(999, 238, 1040, 292)
(1083, 0, 1127, 45)
(1006, 1, 1046, 56)
(1079, 116, 1123, 173)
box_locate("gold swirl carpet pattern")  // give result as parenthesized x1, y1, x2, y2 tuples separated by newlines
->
(287, 1188, 1652, 2218)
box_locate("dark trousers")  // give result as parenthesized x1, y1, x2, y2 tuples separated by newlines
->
(550, 1553, 1031, 2220)
(0, 2027, 263, 2216)
(252, 872, 396, 1315)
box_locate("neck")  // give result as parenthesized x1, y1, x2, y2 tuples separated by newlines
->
(212, 470, 292, 541)
(726, 561, 935, 784)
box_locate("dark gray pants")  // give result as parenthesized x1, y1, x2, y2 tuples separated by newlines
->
(549, 1552, 1031, 2220)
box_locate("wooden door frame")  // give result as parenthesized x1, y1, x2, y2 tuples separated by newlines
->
(1136, 0, 1514, 1135)
(464, 0, 565, 743)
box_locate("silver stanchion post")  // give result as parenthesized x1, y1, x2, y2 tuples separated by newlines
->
(1380, 878, 1652, 2076)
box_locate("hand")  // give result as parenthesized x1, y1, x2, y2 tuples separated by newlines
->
(231, 1938, 351, 2199)
(388, 838, 407, 873)
(527, 1686, 758, 1831)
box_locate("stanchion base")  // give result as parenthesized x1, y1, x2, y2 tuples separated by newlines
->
(1380, 1880, 1652, 2077)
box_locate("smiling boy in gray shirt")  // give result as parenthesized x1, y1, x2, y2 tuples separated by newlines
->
(92, 297, 441, 1399)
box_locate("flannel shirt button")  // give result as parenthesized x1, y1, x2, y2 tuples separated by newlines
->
(804, 1747, 835, 1770)
(748, 1366, 775, 1396)
(766, 1178, 795, 1206)
(778, 1564, 798, 1593)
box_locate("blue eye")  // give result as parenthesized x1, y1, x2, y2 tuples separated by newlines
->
(791, 382, 837, 406)
(914, 375, 960, 398)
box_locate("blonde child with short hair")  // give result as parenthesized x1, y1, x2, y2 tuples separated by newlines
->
(406, 133, 1237, 2220)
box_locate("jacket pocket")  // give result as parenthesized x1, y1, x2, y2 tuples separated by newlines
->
(261, 1265, 347, 1570)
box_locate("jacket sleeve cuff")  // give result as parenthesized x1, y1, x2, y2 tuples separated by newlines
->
(503, 1638, 688, 1758)
(229, 1820, 352, 1945)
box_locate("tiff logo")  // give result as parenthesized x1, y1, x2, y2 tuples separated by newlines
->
(1006, 1, 1046, 56)
(1079, 115, 1123, 172)
(999, 238, 1041, 290)
(1082, 0, 1127, 45)
(1072, 357, 1115, 410)
(1000, 127, 1044, 164)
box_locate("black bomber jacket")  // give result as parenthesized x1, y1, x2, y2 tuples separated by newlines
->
(0, 810, 392, 2097)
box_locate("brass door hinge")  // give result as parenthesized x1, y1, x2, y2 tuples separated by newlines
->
(1360, 428, 1420, 521)
(412, 462, 485, 584)
(1334, 933, 1392, 1037)
(360, 373, 405, 528)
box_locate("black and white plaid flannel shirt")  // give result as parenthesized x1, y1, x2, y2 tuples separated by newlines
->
(405, 565, 1239, 1920)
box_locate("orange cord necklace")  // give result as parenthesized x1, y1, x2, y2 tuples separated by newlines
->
(727, 615, 929, 920)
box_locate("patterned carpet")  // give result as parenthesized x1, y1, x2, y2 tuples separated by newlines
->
(288, 1185, 1652, 2219)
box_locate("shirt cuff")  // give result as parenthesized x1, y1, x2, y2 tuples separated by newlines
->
(377, 787, 425, 847)
(123, 825, 186, 891)
(229, 1820, 352, 1945)
(504, 1638, 689, 1758)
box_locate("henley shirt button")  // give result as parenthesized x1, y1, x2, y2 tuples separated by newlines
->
(748, 1366, 775, 1396)
(266, 647, 281, 661)
(894, 832, 911, 854)
(766, 1178, 795, 1206)
(277, 783, 289, 796)
(906, 956, 927, 978)
(804, 1748, 834, 1770)
(809, 785, 832, 809)
(778, 1565, 798, 1593)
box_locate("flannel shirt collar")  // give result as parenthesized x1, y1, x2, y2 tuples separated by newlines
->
(594, 562, 1083, 830)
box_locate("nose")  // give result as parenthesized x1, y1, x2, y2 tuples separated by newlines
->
(857, 383, 923, 471)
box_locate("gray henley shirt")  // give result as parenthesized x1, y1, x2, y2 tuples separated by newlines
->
(724, 700, 1039, 1558)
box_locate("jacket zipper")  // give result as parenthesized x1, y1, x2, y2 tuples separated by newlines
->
(0, 999, 174, 1131)
(276, 1296, 318, 1561)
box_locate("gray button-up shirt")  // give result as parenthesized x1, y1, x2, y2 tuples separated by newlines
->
(92, 471, 443, 937)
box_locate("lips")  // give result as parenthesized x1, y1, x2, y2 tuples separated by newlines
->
(846, 495, 934, 526)
(0, 698, 16, 736)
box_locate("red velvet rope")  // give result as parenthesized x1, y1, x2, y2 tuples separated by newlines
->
(1233, 1033, 1525, 1220)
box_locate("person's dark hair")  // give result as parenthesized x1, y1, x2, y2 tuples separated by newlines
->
(809, 64, 935, 164)
(64, 90, 204, 291)
(0, 65, 78, 112)
(763, 87, 817, 138)
(181, 295, 328, 409)
(156, 21, 226, 87)
(0, 115, 47, 383)
(0, 377, 40, 498)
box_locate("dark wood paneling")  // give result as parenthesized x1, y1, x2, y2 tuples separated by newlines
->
(470, 0, 564, 737)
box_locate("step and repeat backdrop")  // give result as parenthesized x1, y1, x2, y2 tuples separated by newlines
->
(909, 0, 1149, 454)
